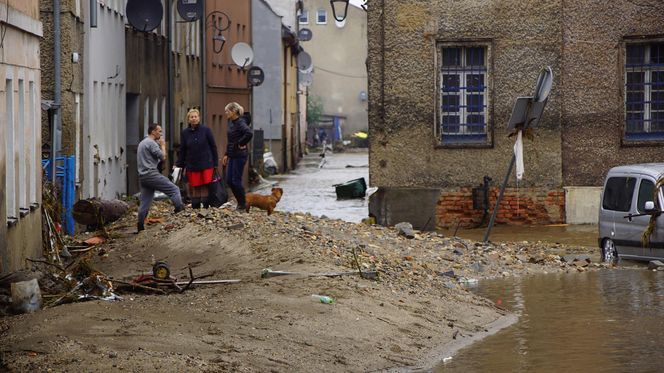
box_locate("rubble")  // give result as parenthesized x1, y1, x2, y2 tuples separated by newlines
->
(648, 260, 664, 270)
(0, 200, 611, 372)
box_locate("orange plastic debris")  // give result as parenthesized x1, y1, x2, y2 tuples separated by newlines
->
(84, 236, 106, 245)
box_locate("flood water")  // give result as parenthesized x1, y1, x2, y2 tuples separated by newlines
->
(273, 151, 664, 372)
(436, 268, 664, 372)
(445, 224, 598, 248)
(266, 151, 369, 223)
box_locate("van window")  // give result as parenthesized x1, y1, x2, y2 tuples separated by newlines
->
(602, 177, 637, 212)
(637, 179, 656, 213)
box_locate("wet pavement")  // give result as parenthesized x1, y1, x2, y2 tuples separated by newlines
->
(436, 268, 664, 372)
(264, 150, 369, 223)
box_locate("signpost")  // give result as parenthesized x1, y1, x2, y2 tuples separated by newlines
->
(483, 67, 553, 243)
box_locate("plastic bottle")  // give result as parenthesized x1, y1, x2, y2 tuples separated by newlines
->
(311, 294, 335, 304)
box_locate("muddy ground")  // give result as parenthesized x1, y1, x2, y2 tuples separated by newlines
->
(0, 202, 600, 372)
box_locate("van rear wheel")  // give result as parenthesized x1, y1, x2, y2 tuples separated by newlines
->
(601, 238, 618, 264)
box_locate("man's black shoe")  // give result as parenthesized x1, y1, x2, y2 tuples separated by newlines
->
(136, 222, 145, 233)
(174, 205, 185, 214)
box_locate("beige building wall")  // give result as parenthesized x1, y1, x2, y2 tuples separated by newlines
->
(300, 0, 368, 137)
(366, 0, 664, 228)
(0, 0, 43, 273)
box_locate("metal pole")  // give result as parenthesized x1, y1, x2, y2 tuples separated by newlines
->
(52, 0, 62, 183)
(166, 0, 174, 168)
(483, 153, 516, 243)
(200, 0, 206, 124)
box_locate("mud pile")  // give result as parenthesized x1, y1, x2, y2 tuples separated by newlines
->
(0, 203, 599, 372)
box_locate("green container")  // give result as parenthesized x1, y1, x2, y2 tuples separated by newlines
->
(334, 177, 367, 199)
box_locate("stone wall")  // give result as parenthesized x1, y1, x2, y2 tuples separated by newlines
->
(367, 0, 563, 191)
(561, 0, 664, 186)
(40, 0, 85, 156)
(367, 0, 664, 227)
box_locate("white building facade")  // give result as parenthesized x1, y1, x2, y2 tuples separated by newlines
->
(82, 0, 127, 199)
(0, 0, 43, 273)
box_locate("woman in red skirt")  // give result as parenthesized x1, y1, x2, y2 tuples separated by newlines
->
(176, 108, 219, 209)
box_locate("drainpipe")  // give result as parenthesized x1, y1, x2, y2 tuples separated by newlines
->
(283, 46, 288, 173)
(166, 1, 174, 168)
(52, 0, 62, 181)
(200, 0, 206, 126)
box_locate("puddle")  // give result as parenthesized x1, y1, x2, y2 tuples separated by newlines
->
(435, 269, 664, 372)
(441, 224, 598, 248)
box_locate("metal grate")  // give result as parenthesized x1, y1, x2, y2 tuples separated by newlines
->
(625, 42, 664, 141)
(440, 46, 489, 144)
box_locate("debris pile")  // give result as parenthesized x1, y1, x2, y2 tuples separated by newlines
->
(3, 195, 604, 315)
(117, 201, 603, 295)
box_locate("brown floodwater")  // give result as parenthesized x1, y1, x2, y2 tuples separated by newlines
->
(441, 224, 598, 248)
(435, 269, 664, 372)
(275, 152, 663, 372)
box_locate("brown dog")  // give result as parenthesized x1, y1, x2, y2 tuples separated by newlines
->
(245, 187, 283, 215)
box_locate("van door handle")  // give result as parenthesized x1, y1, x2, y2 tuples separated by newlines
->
(623, 214, 633, 222)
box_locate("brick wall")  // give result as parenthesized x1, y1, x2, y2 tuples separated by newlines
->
(436, 187, 565, 229)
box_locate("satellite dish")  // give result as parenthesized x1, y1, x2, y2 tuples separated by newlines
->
(176, 0, 203, 22)
(248, 66, 265, 87)
(297, 51, 313, 73)
(126, 0, 163, 33)
(231, 42, 254, 69)
(299, 71, 313, 87)
(298, 28, 313, 42)
(533, 66, 553, 103)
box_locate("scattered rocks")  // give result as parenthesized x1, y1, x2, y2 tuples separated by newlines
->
(93, 201, 602, 301)
(394, 222, 415, 239)
(648, 260, 664, 270)
(561, 255, 592, 263)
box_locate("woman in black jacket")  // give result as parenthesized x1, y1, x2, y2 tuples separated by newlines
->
(222, 102, 253, 210)
(176, 108, 218, 209)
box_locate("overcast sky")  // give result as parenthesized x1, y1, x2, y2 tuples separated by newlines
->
(349, 0, 365, 9)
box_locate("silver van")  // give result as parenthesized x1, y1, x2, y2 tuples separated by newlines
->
(599, 163, 664, 263)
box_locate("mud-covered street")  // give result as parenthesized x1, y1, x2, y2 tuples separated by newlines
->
(0, 187, 603, 372)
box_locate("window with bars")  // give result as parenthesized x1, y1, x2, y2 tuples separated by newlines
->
(625, 42, 664, 141)
(438, 45, 490, 145)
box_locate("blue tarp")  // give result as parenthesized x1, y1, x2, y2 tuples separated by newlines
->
(42, 156, 76, 235)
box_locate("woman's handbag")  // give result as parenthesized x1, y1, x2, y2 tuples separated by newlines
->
(207, 170, 228, 207)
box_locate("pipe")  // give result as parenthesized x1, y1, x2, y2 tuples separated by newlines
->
(166, 0, 174, 168)
(283, 45, 288, 173)
(89, 0, 97, 28)
(201, 0, 206, 126)
(483, 154, 516, 243)
(52, 0, 62, 181)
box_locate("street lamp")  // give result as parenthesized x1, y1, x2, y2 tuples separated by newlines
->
(329, 0, 349, 22)
(205, 11, 231, 54)
(212, 31, 226, 54)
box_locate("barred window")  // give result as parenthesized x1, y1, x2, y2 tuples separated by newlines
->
(438, 45, 490, 145)
(625, 42, 664, 141)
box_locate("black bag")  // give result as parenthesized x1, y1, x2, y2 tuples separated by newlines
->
(208, 171, 228, 207)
